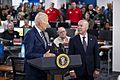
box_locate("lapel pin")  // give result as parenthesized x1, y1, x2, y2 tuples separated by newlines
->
(90, 38, 92, 40)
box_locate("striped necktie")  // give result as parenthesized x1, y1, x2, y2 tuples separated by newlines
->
(40, 31, 47, 48)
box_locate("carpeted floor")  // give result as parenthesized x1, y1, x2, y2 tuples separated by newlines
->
(64, 60, 120, 80)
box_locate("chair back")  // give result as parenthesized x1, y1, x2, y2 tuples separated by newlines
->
(10, 57, 24, 73)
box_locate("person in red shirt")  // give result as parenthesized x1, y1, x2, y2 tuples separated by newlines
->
(66, 2, 82, 25)
(45, 2, 63, 23)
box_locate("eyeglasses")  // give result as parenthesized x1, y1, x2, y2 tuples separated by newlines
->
(78, 25, 83, 27)
(59, 31, 66, 33)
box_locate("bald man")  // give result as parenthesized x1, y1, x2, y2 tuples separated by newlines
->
(68, 20, 100, 80)
(53, 27, 70, 47)
(24, 12, 55, 80)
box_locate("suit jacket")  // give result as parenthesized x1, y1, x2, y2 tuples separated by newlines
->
(24, 27, 48, 80)
(68, 34, 100, 77)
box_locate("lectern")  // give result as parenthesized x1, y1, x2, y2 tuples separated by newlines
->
(27, 55, 82, 80)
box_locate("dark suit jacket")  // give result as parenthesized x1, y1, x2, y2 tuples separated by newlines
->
(24, 27, 48, 80)
(68, 34, 100, 77)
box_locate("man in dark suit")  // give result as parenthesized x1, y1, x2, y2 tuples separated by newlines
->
(68, 20, 100, 80)
(24, 12, 55, 80)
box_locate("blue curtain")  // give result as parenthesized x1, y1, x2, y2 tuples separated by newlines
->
(74, 0, 96, 7)
(28, 0, 39, 3)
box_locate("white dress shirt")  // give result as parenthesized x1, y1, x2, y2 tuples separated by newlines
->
(79, 33, 88, 46)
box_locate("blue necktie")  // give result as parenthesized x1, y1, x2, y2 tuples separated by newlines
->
(83, 37, 87, 52)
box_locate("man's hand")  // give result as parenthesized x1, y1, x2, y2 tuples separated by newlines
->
(93, 69, 100, 78)
(69, 70, 77, 79)
(43, 49, 55, 57)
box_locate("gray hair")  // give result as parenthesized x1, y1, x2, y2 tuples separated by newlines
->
(78, 20, 89, 30)
(34, 12, 48, 25)
(7, 22, 14, 27)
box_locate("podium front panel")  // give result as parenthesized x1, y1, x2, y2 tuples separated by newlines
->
(27, 55, 82, 74)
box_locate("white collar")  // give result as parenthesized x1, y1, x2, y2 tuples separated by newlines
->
(34, 25, 42, 34)
(79, 33, 88, 45)
(79, 33, 88, 38)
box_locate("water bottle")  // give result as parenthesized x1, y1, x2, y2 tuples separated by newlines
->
(19, 44, 25, 57)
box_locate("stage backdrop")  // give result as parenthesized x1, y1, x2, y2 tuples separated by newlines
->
(74, 0, 96, 6)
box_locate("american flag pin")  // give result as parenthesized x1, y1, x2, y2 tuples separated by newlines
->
(90, 38, 92, 40)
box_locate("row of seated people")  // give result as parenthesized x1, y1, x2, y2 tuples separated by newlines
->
(0, 22, 112, 48)
(0, 19, 112, 30)
(0, 19, 32, 29)
(0, 2, 112, 29)
(0, 12, 112, 32)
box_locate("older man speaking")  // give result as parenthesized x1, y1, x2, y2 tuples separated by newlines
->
(24, 12, 55, 80)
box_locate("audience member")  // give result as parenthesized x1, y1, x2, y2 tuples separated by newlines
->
(29, 5, 38, 21)
(93, 7, 106, 30)
(45, 2, 63, 23)
(8, 6, 17, 18)
(81, 7, 86, 17)
(21, 19, 32, 28)
(17, 8, 26, 20)
(104, 3, 113, 26)
(104, 3, 113, 15)
(104, 22, 112, 30)
(59, 3, 67, 22)
(23, 3, 30, 19)
(54, 27, 70, 47)
(0, 9, 7, 21)
(3, 14, 12, 30)
(37, 3, 44, 12)
(87, 4, 97, 19)
(66, 2, 82, 25)
(2, 22, 20, 45)
(84, 12, 94, 30)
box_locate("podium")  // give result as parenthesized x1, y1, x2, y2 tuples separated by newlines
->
(27, 55, 82, 80)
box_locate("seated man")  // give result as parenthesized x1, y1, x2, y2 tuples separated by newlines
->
(21, 19, 32, 28)
(53, 27, 70, 47)
(1, 22, 20, 46)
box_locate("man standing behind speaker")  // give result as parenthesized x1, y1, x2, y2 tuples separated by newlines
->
(68, 20, 100, 80)
(24, 12, 55, 80)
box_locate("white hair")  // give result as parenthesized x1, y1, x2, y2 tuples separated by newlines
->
(34, 12, 48, 25)
(78, 20, 89, 30)
(57, 27, 66, 33)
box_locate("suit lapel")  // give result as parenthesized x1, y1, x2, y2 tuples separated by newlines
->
(86, 34, 93, 53)
(33, 27, 46, 49)
(76, 35, 85, 54)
